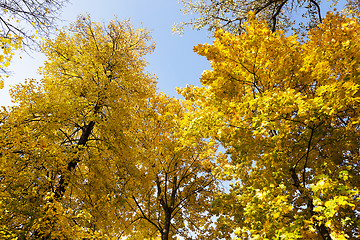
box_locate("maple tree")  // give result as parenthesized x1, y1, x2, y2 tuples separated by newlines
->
(0, 15, 157, 239)
(2, 1, 359, 240)
(179, 12, 360, 239)
(0, 14, 223, 240)
(121, 93, 220, 240)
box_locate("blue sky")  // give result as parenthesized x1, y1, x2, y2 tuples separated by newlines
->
(1, 0, 346, 106)
(1, 0, 212, 106)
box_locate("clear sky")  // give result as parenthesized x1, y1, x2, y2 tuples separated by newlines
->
(1, 0, 212, 106)
(1, 0, 346, 106)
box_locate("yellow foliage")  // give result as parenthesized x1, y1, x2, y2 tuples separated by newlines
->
(180, 12, 360, 239)
(0, 16, 156, 239)
(0, 15, 221, 240)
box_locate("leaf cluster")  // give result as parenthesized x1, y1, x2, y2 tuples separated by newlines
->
(179, 12, 360, 239)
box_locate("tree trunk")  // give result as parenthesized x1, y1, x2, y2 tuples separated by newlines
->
(161, 211, 172, 240)
(290, 168, 331, 240)
(54, 120, 96, 200)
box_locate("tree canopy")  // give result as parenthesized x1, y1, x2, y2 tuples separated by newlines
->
(1, 1, 360, 240)
(123, 93, 220, 240)
(0, 13, 222, 240)
(179, 11, 360, 239)
(0, 15, 157, 239)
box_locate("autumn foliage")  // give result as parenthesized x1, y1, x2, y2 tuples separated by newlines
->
(180, 12, 360, 239)
(0, 15, 220, 240)
(0, 4, 360, 240)
(1, 16, 157, 239)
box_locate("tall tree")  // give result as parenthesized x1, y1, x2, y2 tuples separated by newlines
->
(179, 12, 360, 239)
(0, 15, 156, 239)
(122, 93, 221, 240)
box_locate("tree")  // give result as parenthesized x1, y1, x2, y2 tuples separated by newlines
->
(0, 15, 157, 239)
(179, 12, 360, 239)
(175, 0, 360, 35)
(122, 93, 221, 240)
(0, 14, 222, 240)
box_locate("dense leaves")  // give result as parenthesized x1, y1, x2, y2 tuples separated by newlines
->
(1, 1, 360, 240)
(179, 12, 360, 239)
(0, 14, 222, 240)
(0, 16, 157, 239)
(123, 93, 220, 240)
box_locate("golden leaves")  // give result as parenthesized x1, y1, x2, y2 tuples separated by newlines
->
(0, 14, 224, 239)
(181, 11, 360, 239)
(0, 16, 158, 239)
